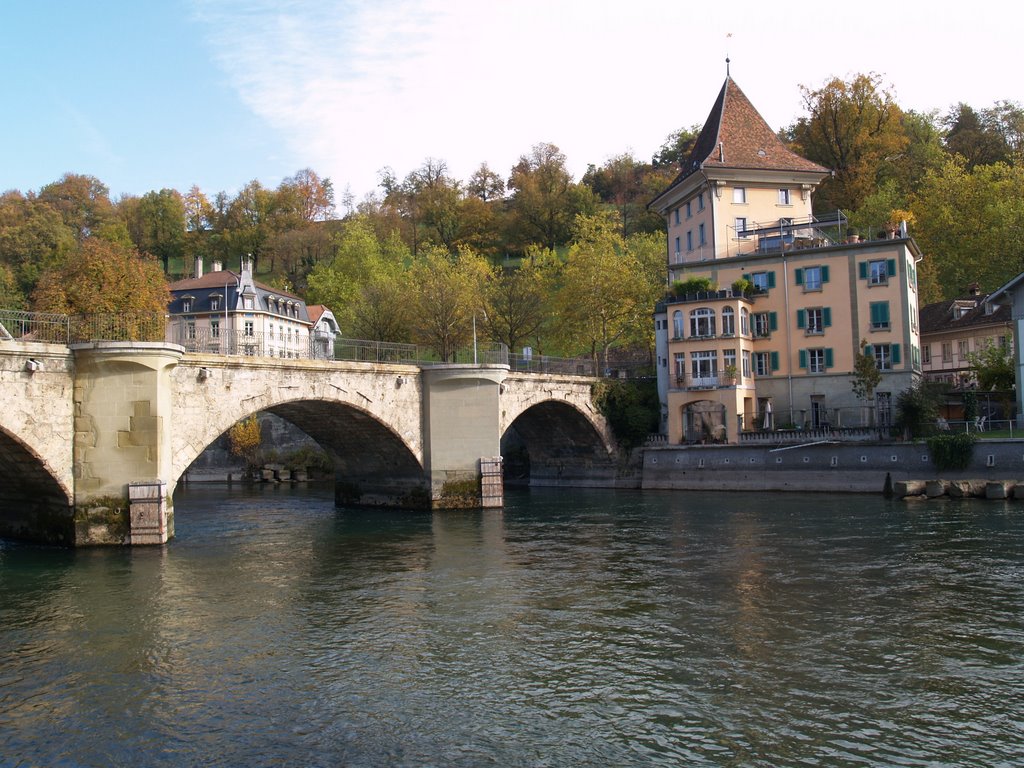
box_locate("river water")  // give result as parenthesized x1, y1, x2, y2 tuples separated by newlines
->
(1, 485, 1022, 767)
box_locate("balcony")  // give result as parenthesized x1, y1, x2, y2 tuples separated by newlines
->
(732, 211, 849, 254)
(674, 373, 739, 391)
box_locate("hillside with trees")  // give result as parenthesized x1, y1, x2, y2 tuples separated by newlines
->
(2, 75, 1022, 364)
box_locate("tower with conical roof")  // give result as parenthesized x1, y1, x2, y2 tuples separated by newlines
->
(650, 75, 829, 278)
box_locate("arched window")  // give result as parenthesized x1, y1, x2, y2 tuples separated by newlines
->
(740, 307, 750, 336)
(672, 310, 684, 339)
(721, 307, 735, 336)
(690, 307, 716, 338)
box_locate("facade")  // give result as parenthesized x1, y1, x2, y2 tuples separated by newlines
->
(650, 76, 923, 443)
(919, 286, 1012, 386)
(166, 256, 339, 359)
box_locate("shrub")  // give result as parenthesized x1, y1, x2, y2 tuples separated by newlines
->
(927, 432, 977, 471)
(592, 378, 660, 450)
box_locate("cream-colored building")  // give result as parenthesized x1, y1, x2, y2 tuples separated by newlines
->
(166, 256, 339, 359)
(650, 76, 923, 442)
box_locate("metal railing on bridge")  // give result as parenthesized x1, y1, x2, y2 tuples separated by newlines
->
(2, 308, 643, 378)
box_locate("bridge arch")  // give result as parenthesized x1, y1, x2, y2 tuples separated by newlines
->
(499, 374, 618, 486)
(170, 358, 427, 505)
(0, 427, 75, 544)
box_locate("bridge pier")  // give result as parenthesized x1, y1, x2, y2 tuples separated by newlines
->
(70, 342, 181, 545)
(422, 365, 507, 508)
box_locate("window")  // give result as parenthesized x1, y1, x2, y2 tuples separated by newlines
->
(674, 236, 681, 260)
(674, 353, 685, 381)
(698, 223, 706, 246)
(244, 320, 254, 337)
(686, 231, 693, 251)
(803, 307, 828, 335)
(799, 265, 825, 291)
(778, 188, 791, 205)
(799, 348, 833, 373)
(723, 349, 736, 375)
(697, 192, 705, 211)
(863, 259, 895, 285)
(733, 187, 746, 204)
(210, 297, 220, 311)
(182, 299, 192, 312)
(752, 311, 776, 338)
(690, 350, 717, 384)
(875, 344, 892, 371)
(750, 271, 774, 292)
(741, 350, 751, 379)
(754, 352, 772, 376)
(958, 340, 969, 359)
(186, 321, 196, 340)
(674, 208, 680, 225)
(869, 301, 890, 330)
(211, 319, 220, 339)
(672, 310, 684, 339)
(809, 348, 826, 373)
(243, 296, 254, 310)
(941, 342, 952, 362)
(689, 307, 716, 338)
(721, 307, 735, 336)
(685, 201, 692, 218)
(922, 343, 930, 364)
(740, 307, 750, 336)
(735, 217, 748, 238)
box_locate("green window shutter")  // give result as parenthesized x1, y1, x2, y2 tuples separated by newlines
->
(770, 351, 780, 371)
(825, 348, 834, 368)
(742, 273, 750, 282)
(767, 271, 776, 289)
(795, 268, 804, 286)
(864, 344, 874, 357)
(796, 309, 806, 329)
(821, 265, 830, 283)
(823, 307, 832, 327)
(887, 258, 897, 277)
(769, 312, 778, 331)
(858, 261, 868, 280)
(882, 302, 890, 325)
(798, 349, 808, 369)
(891, 344, 901, 364)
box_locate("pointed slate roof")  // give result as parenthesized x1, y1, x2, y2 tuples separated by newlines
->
(652, 77, 828, 207)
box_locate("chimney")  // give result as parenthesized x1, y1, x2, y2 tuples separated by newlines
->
(968, 282, 980, 297)
(194, 256, 203, 279)
(212, 260, 223, 272)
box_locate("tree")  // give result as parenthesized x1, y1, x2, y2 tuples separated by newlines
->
(124, 188, 186, 273)
(408, 245, 489, 361)
(36, 173, 116, 242)
(0, 191, 76, 301)
(228, 415, 263, 474)
(467, 162, 505, 202)
(278, 168, 335, 223)
(786, 73, 908, 213)
(944, 103, 1013, 169)
(966, 337, 1015, 391)
(31, 238, 169, 317)
(910, 159, 1024, 301)
(183, 185, 215, 270)
(483, 262, 547, 355)
(223, 179, 276, 272)
(851, 339, 883, 426)
(652, 124, 701, 167)
(554, 213, 651, 370)
(506, 142, 597, 251)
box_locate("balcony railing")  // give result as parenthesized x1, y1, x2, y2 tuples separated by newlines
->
(674, 373, 741, 390)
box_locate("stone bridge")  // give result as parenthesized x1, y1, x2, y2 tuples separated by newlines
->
(0, 340, 620, 546)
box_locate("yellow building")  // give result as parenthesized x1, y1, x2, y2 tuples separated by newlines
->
(650, 76, 923, 443)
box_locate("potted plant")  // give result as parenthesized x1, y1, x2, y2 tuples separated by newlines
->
(722, 364, 738, 386)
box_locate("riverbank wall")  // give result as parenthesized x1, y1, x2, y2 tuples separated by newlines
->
(640, 439, 1024, 494)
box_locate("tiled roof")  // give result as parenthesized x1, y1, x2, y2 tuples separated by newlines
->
(654, 77, 828, 203)
(168, 270, 303, 301)
(919, 294, 1011, 334)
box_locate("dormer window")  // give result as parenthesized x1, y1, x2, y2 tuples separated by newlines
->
(181, 295, 195, 312)
(210, 296, 221, 311)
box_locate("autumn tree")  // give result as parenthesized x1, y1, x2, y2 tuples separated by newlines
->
(506, 142, 597, 252)
(228, 415, 263, 473)
(36, 173, 116, 242)
(652, 124, 702, 167)
(483, 260, 548, 355)
(0, 191, 76, 303)
(467, 162, 506, 202)
(786, 73, 908, 213)
(278, 168, 335, 223)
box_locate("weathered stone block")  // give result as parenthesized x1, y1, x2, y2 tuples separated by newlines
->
(985, 481, 1014, 500)
(925, 480, 948, 498)
(894, 480, 926, 497)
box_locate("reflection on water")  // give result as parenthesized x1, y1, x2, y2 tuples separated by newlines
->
(1, 485, 1023, 766)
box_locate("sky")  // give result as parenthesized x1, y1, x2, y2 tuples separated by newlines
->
(3, 0, 1022, 206)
